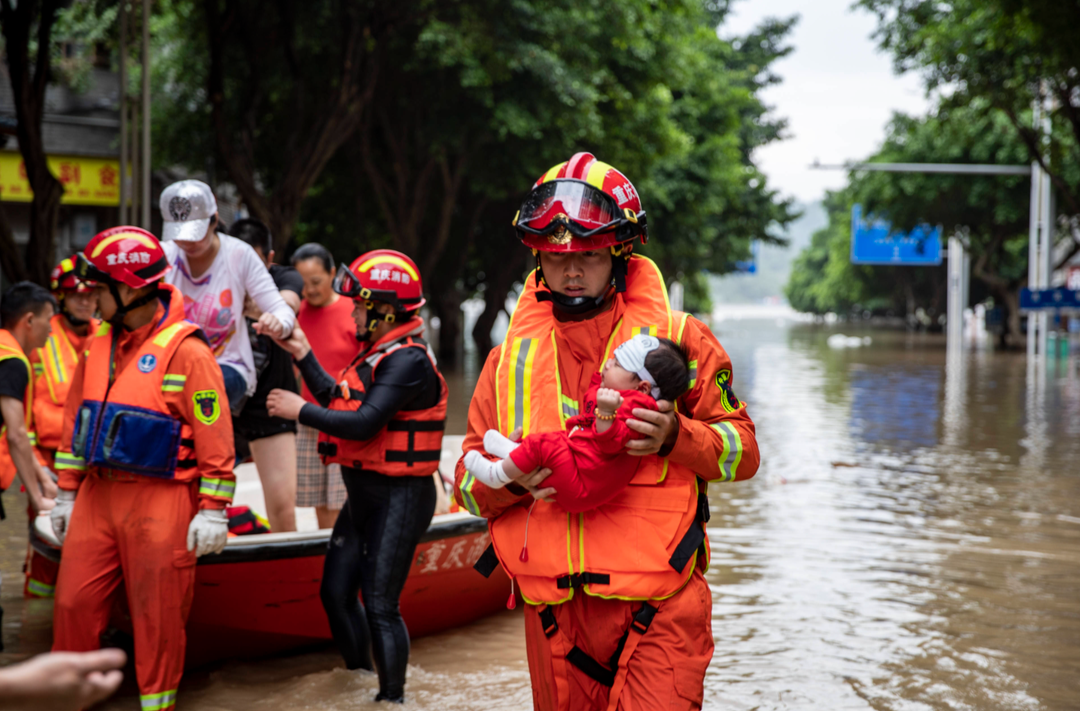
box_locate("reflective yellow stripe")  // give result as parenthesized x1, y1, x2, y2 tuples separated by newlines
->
(541, 161, 567, 184)
(460, 472, 482, 516)
(152, 322, 187, 348)
(507, 337, 539, 436)
(27, 431, 38, 445)
(198, 478, 236, 498)
(162, 374, 187, 392)
(140, 689, 177, 711)
(635, 325, 657, 336)
(709, 422, 744, 482)
(687, 359, 698, 389)
(560, 394, 579, 420)
(598, 317, 625, 372)
(584, 160, 614, 189)
(27, 578, 55, 597)
(95, 322, 111, 337)
(54, 452, 87, 470)
(675, 312, 690, 345)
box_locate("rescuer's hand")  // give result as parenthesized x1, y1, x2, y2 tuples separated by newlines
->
(501, 429, 556, 502)
(266, 388, 306, 420)
(254, 312, 285, 339)
(626, 400, 678, 456)
(0, 648, 126, 711)
(37, 466, 59, 500)
(50, 490, 77, 544)
(187, 508, 229, 556)
(272, 323, 312, 361)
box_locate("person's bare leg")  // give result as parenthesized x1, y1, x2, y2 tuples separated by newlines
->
(315, 506, 340, 529)
(249, 432, 298, 533)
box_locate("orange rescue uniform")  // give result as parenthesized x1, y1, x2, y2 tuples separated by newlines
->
(0, 328, 39, 492)
(22, 313, 97, 598)
(52, 284, 235, 711)
(455, 256, 759, 711)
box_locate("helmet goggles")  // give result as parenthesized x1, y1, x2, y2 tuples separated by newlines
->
(332, 263, 420, 312)
(73, 252, 116, 285)
(514, 179, 643, 240)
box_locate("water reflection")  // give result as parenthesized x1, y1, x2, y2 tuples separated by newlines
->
(2, 311, 1079, 710)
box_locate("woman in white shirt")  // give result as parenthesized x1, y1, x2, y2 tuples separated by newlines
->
(159, 179, 296, 412)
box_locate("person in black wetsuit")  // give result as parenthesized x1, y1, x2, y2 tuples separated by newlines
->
(266, 249, 446, 704)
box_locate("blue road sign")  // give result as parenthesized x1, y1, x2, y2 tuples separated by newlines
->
(1019, 287, 1080, 312)
(734, 241, 759, 274)
(850, 204, 943, 265)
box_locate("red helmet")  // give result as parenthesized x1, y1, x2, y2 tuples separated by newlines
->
(50, 256, 96, 293)
(75, 226, 170, 289)
(514, 152, 647, 253)
(332, 249, 426, 312)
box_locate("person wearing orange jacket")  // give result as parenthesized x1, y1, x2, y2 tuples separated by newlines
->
(455, 153, 760, 711)
(21, 258, 99, 599)
(49, 226, 237, 711)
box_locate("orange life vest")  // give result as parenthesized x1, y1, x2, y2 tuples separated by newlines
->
(485, 255, 708, 605)
(67, 286, 206, 480)
(317, 318, 448, 477)
(32, 314, 96, 452)
(0, 328, 36, 491)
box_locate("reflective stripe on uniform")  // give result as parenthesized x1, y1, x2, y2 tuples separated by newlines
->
(508, 337, 539, 435)
(459, 471, 482, 516)
(26, 578, 55, 597)
(560, 395, 579, 419)
(709, 421, 744, 482)
(54, 452, 87, 471)
(27, 431, 38, 446)
(140, 689, 177, 711)
(687, 359, 698, 390)
(198, 477, 235, 498)
(162, 374, 186, 392)
(634, 325, 657, 337)
(152, 322, 187, 348)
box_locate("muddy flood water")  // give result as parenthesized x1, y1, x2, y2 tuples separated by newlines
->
(2, 311, 1080, 710)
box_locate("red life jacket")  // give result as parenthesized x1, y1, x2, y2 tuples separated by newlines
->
(317, 318, 447, 477)
(67, 285, 207, 480)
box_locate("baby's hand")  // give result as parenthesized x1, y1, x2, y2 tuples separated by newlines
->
(595, 388, 623, 414)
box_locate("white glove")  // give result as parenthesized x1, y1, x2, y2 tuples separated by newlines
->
(483, 430, 521, 459)
(186, 509, 229, 557)
(464, 450, 512, 488)
(50, 490, 77, 544)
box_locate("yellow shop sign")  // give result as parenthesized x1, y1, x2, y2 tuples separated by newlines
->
(0, 152, 121, 206)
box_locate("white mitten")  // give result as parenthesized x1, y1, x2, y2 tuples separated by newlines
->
(186, 509, 229, 556)
(464, 450, 512, 488)
(50, 490, 77, 544)
(483, 430, 521, 459)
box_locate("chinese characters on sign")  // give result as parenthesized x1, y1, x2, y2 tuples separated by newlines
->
(0, 152, 122, 206)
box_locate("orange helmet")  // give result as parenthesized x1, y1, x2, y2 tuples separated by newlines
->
(75, 226, 170, 289)
(50, 256, 96, 293)
(514, 152, 647, 253)
(332, 249, 426, 333)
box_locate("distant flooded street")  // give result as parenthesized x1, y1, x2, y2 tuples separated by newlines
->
(3, 308, 1079, 710)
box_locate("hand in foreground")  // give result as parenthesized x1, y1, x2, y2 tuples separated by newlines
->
(504, 428, 556, 503)
(266, 388, 306, 420)
(253, 312, 285, 339)
(0, 648, 126, 711)
(37, 466, 59, 500)
(626, 400, 678, 456)
(594, 388, 623, 415)
(271, 323, 311, 360)
(187, 508, 229, 556)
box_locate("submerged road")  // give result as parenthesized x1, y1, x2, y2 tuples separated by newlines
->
(2, 312, 1078, 709)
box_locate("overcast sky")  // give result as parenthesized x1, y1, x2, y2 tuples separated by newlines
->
(723, 0, 930, 204)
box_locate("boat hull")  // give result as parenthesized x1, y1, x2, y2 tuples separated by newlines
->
(33, 512, 509, 667)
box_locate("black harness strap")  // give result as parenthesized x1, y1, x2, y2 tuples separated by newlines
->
(556, 572, 610, 589)
(317, 441, 338, 457)
(473, 542, 499, 578)
(538, 605, 559, 638)
(668, 489, 710, 573)
(385, 419, 445, 466)
(564, 602, 658, 688)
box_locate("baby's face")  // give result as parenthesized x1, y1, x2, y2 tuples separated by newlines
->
(602, 357, 641, 391)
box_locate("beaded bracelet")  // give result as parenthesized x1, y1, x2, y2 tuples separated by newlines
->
(595, 410, 617, 421)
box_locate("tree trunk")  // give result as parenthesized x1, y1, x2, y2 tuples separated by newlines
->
(0, 0, 64, 285)
(999, 286, 1024, 350)
(0, 201, 28, 283)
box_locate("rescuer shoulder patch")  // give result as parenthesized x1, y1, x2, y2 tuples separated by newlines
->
(714, 369, 741, 412)
(193, 390, 221, 425)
